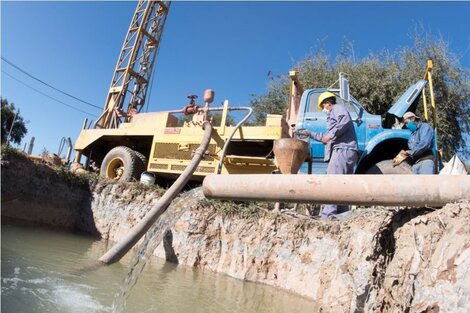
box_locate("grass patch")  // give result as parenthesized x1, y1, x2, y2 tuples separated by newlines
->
(132, 181, 167, 196)
(54, 166, 99, 188)
(205, 199, 270, 220)
(1, 144, 26, 161)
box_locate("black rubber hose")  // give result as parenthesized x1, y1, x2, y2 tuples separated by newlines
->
(99, 121, 213, 264)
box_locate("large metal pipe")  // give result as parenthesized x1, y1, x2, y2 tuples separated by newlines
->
(202, 174, 470, 207)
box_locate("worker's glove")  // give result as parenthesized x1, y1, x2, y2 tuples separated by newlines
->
(393, 150, 410, 167)
(294, 129, 311, 138)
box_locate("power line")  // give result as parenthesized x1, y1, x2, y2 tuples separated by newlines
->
(1, 56, 102, 110)
(2, 70, 98, 117)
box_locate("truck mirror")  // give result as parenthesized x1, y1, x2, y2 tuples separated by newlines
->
(339, 73, 350, 102)
(358, 107, 364, 119)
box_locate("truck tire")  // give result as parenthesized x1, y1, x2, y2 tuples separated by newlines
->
(100, 146, 140, 181)
(134, 150, 148, 180)
(366, 159, 412, 174)
(134, 151, 148, 171)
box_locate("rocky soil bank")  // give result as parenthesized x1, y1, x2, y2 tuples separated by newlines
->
(2, 150, 469, 312)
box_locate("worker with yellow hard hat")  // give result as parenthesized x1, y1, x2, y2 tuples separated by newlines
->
(295, 91, 358, 219)
(317, 91, 336, 111)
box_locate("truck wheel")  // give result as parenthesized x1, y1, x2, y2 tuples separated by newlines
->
(134, 151, 148, 171)
(366, 159, 412, 174)
(134, 150, 148, 180)
(100, 146, 140, 181)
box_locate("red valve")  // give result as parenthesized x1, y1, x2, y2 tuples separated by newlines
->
(183, 94, 199, 115)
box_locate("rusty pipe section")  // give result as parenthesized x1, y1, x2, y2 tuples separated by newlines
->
(203, 174, 470, 207)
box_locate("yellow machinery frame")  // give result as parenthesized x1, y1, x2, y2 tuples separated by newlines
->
(75, 101, 288, 180)
(422, 59, 436, 126)
(421, 59, 439, 155)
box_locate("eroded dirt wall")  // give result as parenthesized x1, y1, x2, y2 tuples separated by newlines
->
(373, 203, 469, 313)
(151, 202, 469, 313)
(1, 152, 95, 232)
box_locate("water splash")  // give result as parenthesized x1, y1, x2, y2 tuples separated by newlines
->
(2, 266, 105, 313)
(111, 187, 205, 313)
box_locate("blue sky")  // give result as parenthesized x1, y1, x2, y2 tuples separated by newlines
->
(1, 1, 469, 157)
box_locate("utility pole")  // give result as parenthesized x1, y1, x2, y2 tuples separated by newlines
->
(27, 137, 35, 155)
(6, 112, 18, 146)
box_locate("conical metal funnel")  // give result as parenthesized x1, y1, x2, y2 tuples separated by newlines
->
(273, 138, 309, 174)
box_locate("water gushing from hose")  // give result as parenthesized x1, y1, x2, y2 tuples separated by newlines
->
(99, 122, 213, 264)
(111, 188, 205, 313)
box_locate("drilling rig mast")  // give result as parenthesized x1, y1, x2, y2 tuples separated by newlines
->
(94, 0, 171, 129)
(74, 0, 286, 182)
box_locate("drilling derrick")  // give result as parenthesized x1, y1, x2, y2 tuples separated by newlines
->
(95, 0, 171, 129)
(73, 0, 285, 182)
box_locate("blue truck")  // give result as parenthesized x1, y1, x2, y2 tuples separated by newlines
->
(290, 72, 435, 174)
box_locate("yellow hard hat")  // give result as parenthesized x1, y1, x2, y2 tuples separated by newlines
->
(317, 91, 336, 110)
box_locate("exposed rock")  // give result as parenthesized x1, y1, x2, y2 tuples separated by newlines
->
(70, 162, 87, 174)
(150, 202, 469, 313)
(373, 201, 470, 313)
(43, 153, 62, 166)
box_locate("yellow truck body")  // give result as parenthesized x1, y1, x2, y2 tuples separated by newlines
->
(75, 104, 288, 181)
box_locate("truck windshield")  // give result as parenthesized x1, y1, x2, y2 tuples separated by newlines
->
(307, 91, 359, 114)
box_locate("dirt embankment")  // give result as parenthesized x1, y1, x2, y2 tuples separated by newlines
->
(1, 150, 95, 232)
(2, 151, 469, 312)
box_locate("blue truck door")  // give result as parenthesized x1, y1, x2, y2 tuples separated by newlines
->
(335, 98, 366, 153)
(302, 92, 326, 159)
(298, 91, 366, 174)
(302, 92, 365, 158)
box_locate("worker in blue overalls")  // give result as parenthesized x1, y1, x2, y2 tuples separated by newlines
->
(297, 92, 358, 219)
(393, 111, 436, 174)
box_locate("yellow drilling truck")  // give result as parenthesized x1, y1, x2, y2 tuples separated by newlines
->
(74, 99, 289, 182)
(73, 1, 289, 182)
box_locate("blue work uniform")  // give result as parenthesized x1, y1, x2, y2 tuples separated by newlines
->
(308, 104, 358, 218)
(408, 122, 435, 174)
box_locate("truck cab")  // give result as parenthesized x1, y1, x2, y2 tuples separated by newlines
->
(294, 79, 429, 174)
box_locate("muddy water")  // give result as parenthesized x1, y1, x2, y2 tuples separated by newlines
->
(1, 223, 315, 313)
(111, 188, 206, 312)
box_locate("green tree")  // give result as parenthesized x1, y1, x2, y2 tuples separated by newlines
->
(249, 31, 470, 159)
(1, 98, 28, 145)
(210, 112, 236, 126)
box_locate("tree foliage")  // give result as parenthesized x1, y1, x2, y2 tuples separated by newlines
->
(1, 98, 28, 145)
(250, 29, 470, 159)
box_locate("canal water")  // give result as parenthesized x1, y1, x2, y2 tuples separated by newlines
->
(1, 223, 315, 313)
